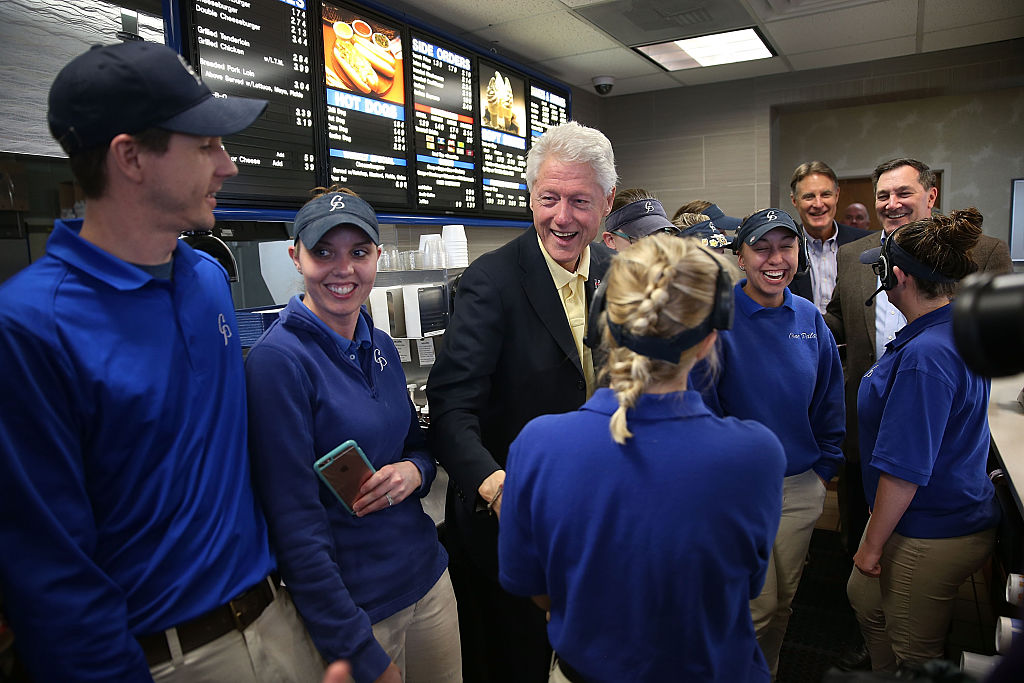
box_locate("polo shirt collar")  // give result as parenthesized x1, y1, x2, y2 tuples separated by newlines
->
(46, 219, 199, 291)
(735, 278, 796, 316)
(888, 304, 952, 352)
(537, 233, 590, 288)
(583, 387, 713, 421)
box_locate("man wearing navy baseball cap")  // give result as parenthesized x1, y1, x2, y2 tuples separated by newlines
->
(0, 42, 326, 682)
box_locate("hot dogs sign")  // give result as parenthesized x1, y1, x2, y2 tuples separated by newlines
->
(322, 5, 405, 106)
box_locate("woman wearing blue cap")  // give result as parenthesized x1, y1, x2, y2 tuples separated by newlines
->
(847, 208, 998, 672)
(245, 188, 461, 683)
(691, 208, 845, 678)
(499, 234, 786, 682)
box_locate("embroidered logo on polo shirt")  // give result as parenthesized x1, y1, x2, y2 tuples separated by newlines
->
(864, 363, 878, 379)
(788, 332, 817, 340)
(374, 348, 387, 371)
(217, 313, 232, 346)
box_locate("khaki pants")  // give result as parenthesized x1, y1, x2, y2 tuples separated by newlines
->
(751, 468, 827, 677)
(150, 586, 326, 683)
(847, 527, 995, 671)
(372, 569, 462, 683)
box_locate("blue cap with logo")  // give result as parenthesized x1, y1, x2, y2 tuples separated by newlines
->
(605, 198, 678, 240)
(48, 41, 268, 155)
(678, 218, 732, 250)
(701, 203, 742, 233)
(734, 208, 799, 251)
(292, 192, 380, 248)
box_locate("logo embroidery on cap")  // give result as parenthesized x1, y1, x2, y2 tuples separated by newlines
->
(176, 55, 202, 86)
(330, 195, 346, 212)
(217, 313, 232, 346)
(644, 201, 654, 213)
(374, 348, 387, 371)
(766, 210, 778, 221)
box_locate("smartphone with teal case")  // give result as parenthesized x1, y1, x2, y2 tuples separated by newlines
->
(314, 440, 375, 515)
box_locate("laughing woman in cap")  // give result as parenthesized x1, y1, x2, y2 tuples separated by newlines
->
(691, 208, 845, 678)
(499, 234, 785, 682)
(245, 188, 461, 683)
(847, 208, 998, 672)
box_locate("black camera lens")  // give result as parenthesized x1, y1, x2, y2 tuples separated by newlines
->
(953, 272, 1024, 378)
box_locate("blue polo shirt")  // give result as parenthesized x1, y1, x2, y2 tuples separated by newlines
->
(500, 388, 784, 682)
(857, 305, 999, 538)
(0, 220, 274, 681)
(692, 282, 845, 481)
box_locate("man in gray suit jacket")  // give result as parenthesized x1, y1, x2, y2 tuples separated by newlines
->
(787, 161, 871, 309)
(428, 121, 616, 683)
(825, 157, 1012, 569)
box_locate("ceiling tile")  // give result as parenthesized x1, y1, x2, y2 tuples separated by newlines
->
(391, 0, 568, 33)
(763, 0, 917, 54)
(922, 0, 1024, 32)
(536, 48, 663, 85)
(467, 11, 621, 63)
(787, 36, 917, 71)
(922, 19, 1024, 52)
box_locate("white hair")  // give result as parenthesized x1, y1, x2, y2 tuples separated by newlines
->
(525, 121, 617, 194)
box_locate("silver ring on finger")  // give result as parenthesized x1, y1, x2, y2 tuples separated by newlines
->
(386, 493, 394, 507)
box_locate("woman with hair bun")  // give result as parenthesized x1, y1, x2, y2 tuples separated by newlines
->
(497, 234, 786, 682)
(847, 207, 999, 671)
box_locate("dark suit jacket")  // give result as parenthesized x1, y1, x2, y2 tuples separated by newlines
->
(789, 222, 871, 302)
(824, 232, 1012, 464)
(427, 228, 595, 575)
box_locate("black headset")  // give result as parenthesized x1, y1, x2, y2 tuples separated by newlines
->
(865, 225, 956, 306)
(584, 247, 733, 362)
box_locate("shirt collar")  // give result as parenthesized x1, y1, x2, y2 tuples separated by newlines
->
(46, 219, 200, 291)
(583, 387, 713, 420)
(537, 232, 590, 288)
(802, 221, 838, 245)
(735, 279, 796, 316)
(888, 303, 952, 351)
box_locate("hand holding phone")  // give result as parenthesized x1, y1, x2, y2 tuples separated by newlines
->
(314, 440, 375, 515)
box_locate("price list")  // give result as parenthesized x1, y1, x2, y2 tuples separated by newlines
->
(322, 3, 410, 208)
(478, 61, 529, 214)
(529, 83, 569, 140)
(193, 0, 317, 200)
(410, 34, 477, 211)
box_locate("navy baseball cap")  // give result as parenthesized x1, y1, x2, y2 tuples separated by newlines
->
(292, 192, 380, 248)
(702, 204, 742, 233)
(678, 219, 731, 250)
(605, 198, 678, 240)
(734, 209, 799, 251)
(48, 41, 268, 155)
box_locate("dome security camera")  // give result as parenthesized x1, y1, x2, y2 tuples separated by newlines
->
(592, 75, 614, 95)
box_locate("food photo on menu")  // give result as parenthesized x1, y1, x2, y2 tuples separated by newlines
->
(321, 5, 404, 105)
(480, 69, 525, 136)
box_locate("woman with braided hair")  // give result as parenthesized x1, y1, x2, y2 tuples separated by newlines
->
(691, 208, 845, 679)
(847, 208, 999, 671)
(497, 234, 786, 682)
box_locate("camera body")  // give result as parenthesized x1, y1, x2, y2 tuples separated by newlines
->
(592, 75, 614, 95)
(953, 272, 1024, 378)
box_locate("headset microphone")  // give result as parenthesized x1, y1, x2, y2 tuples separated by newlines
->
(864, 283, 885, 307)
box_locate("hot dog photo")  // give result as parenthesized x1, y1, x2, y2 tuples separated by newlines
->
(322, 4, 404, 105)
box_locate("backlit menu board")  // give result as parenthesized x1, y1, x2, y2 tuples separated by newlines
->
(409, 33, 477, 211)
(529, 82, 569, 140)
(321, 2, 410, 207)
(192, 0, 317, 201)
(478, 60, 529, 215)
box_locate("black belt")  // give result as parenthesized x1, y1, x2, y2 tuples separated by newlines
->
(137, 575, 279, 667)
(554, 653, 588, 683)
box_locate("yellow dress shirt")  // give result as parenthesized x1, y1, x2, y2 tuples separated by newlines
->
(537, 234, 595, 397)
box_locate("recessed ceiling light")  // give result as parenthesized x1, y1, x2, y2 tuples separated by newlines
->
(636, 28, 773, 71)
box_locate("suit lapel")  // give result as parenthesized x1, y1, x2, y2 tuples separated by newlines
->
(518, 231, 584, 376)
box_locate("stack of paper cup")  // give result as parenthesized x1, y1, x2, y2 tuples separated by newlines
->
(442, 224, 469, 267)
(996, 615, 1023, 654)
(1006, 573, 1024, 606)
